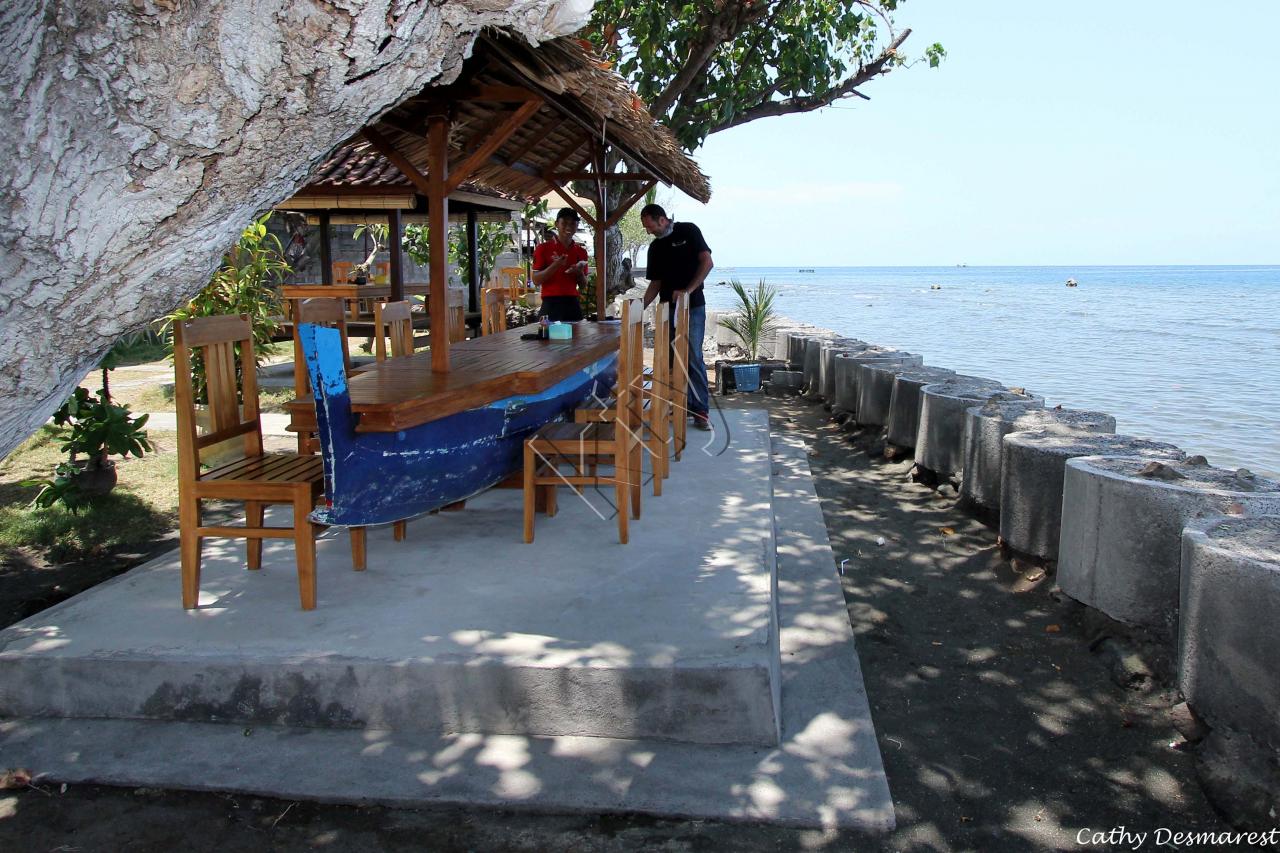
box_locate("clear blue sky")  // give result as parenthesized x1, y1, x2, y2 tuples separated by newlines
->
(654, 0, 1280, 267)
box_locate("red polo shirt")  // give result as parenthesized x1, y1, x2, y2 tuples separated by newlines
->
(532, 238, 588, 298)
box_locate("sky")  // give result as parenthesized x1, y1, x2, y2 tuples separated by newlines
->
(653, 0, 1280, 267)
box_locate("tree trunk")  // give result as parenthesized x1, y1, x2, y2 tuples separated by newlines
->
(0, 0, 586, 459)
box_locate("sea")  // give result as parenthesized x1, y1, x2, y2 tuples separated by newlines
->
(700, 266, 1280, 479)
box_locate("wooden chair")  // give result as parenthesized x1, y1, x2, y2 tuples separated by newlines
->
(288, 297, 354, 455)
(448, 287, 468, 343)
(332, 261, 354, 284)
(373, 261, 391, 284)
(523, 298, 645, 544)
(373, 300, 415, 361)
(481, 287, 509, 336)
(173, 314, 364, 611)
(495, 266, 528, 299)
(369, 300, 414, 543)
(670, 293, 691, 460)
(574, 298, 671, 494)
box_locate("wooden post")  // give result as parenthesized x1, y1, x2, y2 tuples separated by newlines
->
(466, 209, 479, 313)
(427, 114, 451, 372)
(319, 211, 333, 286)
(387, 208, 404, 303)
(593, 145, 608, 320)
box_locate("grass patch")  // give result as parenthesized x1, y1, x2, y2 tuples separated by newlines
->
(0, 427, 178, 563)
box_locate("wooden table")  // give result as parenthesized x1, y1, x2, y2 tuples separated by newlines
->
(287, 322, 620, 435)
(347, 323, 619, 431)
(291, 320, 621, 525)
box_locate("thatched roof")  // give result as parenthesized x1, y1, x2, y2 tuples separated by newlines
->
(303, 34, 710, 205)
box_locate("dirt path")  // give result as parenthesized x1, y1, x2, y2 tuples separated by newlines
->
(0, 396, 1233, 851)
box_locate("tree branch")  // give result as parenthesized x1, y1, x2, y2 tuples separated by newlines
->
(710, 28, 910, 134)
(649, 0, 770, 117)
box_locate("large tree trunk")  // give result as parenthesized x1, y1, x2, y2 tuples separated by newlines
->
(0, 0, 587, 459)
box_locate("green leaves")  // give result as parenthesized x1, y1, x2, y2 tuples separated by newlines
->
(718, 278, 779, 362)
(587, 0, 944, 150)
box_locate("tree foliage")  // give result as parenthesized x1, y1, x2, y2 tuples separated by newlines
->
(586, 1, 944, 150)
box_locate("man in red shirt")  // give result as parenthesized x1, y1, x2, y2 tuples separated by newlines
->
(531, 208, 590, 322)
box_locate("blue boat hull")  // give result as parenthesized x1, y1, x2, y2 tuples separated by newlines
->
(299, 325, 618, 526)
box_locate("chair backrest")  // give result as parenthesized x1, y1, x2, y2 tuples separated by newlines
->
(332, 261, 354, 284)
(291, 297, 353, 396)
(172, 314, 263, 480)
(669, 293, 691, 443)
(373, 261, 391, 284)
(447, 287, 467, 343)
(615, 298, 645, 441)
(373, 300, 415, 361)
(495, 266, 527, 298)
(481, 286, 509, 336)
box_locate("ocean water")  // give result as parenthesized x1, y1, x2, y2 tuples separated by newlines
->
(702, 266, 1280, 479)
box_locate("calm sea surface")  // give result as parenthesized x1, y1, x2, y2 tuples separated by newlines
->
(701, 266, 1280, 479)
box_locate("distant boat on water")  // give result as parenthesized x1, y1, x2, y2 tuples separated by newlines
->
(798, 268, 816, 273)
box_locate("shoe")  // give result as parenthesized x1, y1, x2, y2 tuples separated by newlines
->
(691, 415, 712, 431)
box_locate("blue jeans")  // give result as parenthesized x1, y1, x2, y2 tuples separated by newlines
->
(685, 304, 709, 417)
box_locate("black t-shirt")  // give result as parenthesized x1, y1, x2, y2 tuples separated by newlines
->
(647, 221, 711, 309)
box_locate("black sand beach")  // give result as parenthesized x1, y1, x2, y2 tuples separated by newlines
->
(0, 395, 1236, 851)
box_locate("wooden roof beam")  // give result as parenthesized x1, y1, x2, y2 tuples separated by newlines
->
(445, 99, 542, 194)
(550, 171, 657, 183)
(362, 127, 432, 195)
(604, 179, 656, 229)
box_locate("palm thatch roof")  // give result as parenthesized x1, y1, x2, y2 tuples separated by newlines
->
(300, 34, 710, 206)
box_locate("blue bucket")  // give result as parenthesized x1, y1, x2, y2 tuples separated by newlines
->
(732, 363, 762, 392)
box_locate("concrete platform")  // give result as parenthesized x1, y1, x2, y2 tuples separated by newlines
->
(0, 409, 893, 830)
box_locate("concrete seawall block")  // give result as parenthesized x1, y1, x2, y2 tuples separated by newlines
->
(913, 379, 1021, 477)
(832, 354, 862, 413)
(837, 350, 921, 417)
(821, 342, 871, 400)
(1058, 458, 1280, 631)
(884, 367, 959, 449)
(999, 431, 1184, 561)
(766, 370, 805, 395)
(855, 359, 940, 429)
(1179, 515, 1280, 753)
(960, 404, 1114, 512)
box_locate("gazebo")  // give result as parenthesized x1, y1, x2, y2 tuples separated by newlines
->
(285, 33, 711, 372)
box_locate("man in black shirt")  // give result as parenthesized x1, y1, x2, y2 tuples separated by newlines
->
(641, 204, 714, 430)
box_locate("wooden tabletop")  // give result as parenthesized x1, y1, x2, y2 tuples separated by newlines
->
(336, 322, 619, 432)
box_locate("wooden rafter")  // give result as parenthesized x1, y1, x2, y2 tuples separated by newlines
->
(604, 179, 656, 229)
(445, 100, 542, 194)
(362, 127, 431, 195)
(551, 171, 655, 183)
(505, 115, 554, 166)
(545, 180, 599, 227)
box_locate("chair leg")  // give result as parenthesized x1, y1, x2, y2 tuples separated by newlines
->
(615, 472, 629, 544)
(523, 442, 536, 543)
(648, 429, 663, 497)
(180, 495, 202, 609)
(393, 520, 406, 541)
(293, 490, 318, 610)
(544, 483, 557, 517)
(245, 500, 264, 570)
(630, 441, 642, 520)
(350, 526, 367, 571)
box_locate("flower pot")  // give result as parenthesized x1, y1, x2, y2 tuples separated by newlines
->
(71, 458, 117, 497)
(731, 364, 761, 392)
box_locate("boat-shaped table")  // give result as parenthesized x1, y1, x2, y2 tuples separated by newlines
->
(297, 323, 620, 526)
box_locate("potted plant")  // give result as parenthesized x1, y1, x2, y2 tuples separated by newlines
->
(717, 278, 780, 393)
(27, 386, 153, 511)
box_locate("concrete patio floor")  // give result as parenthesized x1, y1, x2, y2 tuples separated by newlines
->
(0, 409, 892, 830)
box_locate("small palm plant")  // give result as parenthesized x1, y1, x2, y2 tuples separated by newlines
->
(719, 279, 779, 363)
